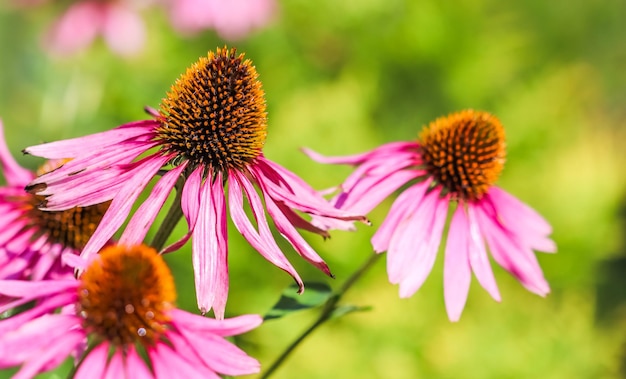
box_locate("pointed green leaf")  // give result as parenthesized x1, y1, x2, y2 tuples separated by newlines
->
(264, 282, 333, 320)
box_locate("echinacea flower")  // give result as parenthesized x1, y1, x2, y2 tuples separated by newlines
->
(0, 244, 262, 378)
(0, 119, 109, 284)
(165, 0, 276, 40)
(44, 0, 146, 56)
(24, 47, 366, 318)
(306, 110, 556, 321)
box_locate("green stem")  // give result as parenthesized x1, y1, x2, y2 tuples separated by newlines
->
(260, 251, 383, 379)
(150, 182, 184, 251)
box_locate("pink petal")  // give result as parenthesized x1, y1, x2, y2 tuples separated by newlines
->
(176, 327, 261, 376)
(371, 180, 430, 253)
(192, 170, 229, 318)
(228, 170, 304, 293)
(467, 204, 501, 301)
(11, 330, 84, 379)
(102, 3, 145, 56)
(171, 310, 262, 337)
(74, 342, 109, 379)
(0, 292, 77, 334)
(150, 344, 220, 379)
(397, 195, 448, 297)
(0, 119, 34, 186)
(103, 349, 124, 379)
(119, 162, 186, 245)
(24, 120, 155, 159)
(124, 345, 153, 379)
(45, 1, 102, 55)
(443, 206, 472, 322)
(487, 187, 556, 253)
(162, 165, 203, 254)
(475, 203, 550, 296)
(79, 154, 169, 264)
(0, 279, 76, 299)
(302, 141, 418, 166)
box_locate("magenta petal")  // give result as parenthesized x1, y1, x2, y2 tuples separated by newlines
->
(259, 179, 331, 276)
(0, 279, 76, 299)
(0, 292, 77, 334)
(228, 171, 304, 292)
(193, 170, 229, 318)
(467, 205, 501, 301)
(79, 154, 169, 264)
(120, 162, 186, 245)
(0, 120, 34, 186)
(162, 165, 203, 254)
(24, 121, 156, 159)
(74, 342, 109, 379)
(443, 206, 472, 322)
(302, 141, 418, 166)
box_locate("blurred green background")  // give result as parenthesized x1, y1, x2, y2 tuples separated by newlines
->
(1, 0, 625, 378)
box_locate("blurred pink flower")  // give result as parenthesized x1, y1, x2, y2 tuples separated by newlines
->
(306, 110, 556, 321)
(0, 119, 109, 285)
(0, 244, 262, 378)
(166, 0, 276, 40)
(24, 48, 366, 319)
(44, 0, 146, 56)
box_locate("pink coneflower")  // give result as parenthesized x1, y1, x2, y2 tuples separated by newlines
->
(0, 119, 109, 284)
(306, 110, 556, 321)
(44, 0, 146, 56)
(0, 244, 262, 378)
(165, 0, 276, 40)
(24, 47, 366, 319)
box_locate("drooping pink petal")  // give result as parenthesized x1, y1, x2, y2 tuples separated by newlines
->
(371, 179, 431, 253)
(443, 206, 472, 322)
(397, 194, 448, 298)
(467, 204, 501, 301)
(171, 310, 262, 337)
(193, 170, 229, 318)
(0, 119, 34, 186)
(486, 187, 556, 253)
(120, 162, 186, 246)
(162, 165, 203, 254)
(228, 170, 304, 293)
(386, 187, 439, 283)
(256, 176, 332, 276)
(74, 342, 109, 379)
(79, 154, 169, 263)
(475, 202, 550, 296)
(102, 3, 145, 56)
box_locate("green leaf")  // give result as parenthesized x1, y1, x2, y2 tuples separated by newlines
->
(330, 304, 372, 320)
(264, 282, 333, 320)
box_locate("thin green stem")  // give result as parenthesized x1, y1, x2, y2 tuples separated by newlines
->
(260, 251, 383, 379)
(150, 183, 184, 251)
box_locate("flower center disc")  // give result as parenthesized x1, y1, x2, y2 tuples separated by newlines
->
(77, 245, 176, 346)
(419, 110, 506, 201)
(26, 197, 110, 251)
(157, 47, 268, 172)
